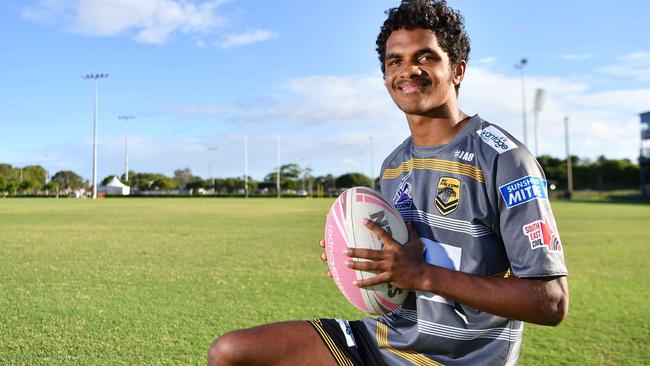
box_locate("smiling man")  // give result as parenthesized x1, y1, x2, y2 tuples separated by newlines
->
(208, 1, 568, 365)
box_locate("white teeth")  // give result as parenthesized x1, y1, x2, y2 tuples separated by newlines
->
(400, 84, 421, 94)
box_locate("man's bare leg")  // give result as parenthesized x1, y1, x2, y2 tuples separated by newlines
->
(208, 321, 338, 366)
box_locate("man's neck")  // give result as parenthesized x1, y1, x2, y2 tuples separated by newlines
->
(407, 108, 470, 146)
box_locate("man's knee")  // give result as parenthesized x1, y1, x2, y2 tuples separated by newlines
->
(207, 331, 246, 366)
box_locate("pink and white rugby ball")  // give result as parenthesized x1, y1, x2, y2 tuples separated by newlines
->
(324, 187, 408, 315)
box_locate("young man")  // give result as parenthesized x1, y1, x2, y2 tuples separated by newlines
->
(208, 1, 568, 365)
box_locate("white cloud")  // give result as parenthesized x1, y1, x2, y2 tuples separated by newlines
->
(599, 51, 650, 82)
(38, 68, 644, 180)
(461, 66, 646, 160)
(473, 56, 497, 65)
(558, 53, 593, 61)
(216, 29, 278, 49)
(171, 73, 403, 127)
(23, 0, 228, 44)
(168, 66, 647, 169)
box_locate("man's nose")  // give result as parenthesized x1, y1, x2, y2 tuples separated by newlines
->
(399, 60, 423, 78)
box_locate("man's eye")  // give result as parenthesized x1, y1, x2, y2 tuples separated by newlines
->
(419, 55, 435, 63)
(387, 59, 401, 67)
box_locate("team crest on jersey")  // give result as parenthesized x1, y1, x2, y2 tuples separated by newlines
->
(435, 177, 461, 215)
(522, 218, 562, 252)
(393, 172, 413, 210)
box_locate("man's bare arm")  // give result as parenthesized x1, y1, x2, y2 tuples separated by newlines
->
(346, 220, 569, 326)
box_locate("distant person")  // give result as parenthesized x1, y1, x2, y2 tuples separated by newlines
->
(208, 1, 568, 365)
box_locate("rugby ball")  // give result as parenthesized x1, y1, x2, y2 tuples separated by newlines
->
(324, 187, 409, 315)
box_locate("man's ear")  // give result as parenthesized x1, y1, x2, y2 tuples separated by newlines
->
(453, 60, 467, 87)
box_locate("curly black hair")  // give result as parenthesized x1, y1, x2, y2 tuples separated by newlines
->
(376, 0, 471, 76)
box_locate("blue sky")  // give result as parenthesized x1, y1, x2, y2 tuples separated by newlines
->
(1, 0, 649, 181)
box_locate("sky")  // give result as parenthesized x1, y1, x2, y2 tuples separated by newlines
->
(1, 0, 649, 182)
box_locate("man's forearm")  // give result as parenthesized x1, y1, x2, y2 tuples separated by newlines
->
(417, 265, 569, 326)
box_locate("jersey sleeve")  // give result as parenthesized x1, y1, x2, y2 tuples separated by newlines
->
(494, 148, 568, 278)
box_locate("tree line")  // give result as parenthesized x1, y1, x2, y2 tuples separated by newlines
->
(537, 155, 648, 190)
(0, 162, 374, 197)
(0, 155, 646, 196)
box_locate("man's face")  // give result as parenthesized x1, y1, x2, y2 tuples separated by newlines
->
(383, 28, 459, 116)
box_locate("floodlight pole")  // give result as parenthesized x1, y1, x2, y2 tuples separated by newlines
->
(83, 73, 108, 199)
(118, 115, 134, 182)
(244, 136, 249, 198)
(533, 88, 546, 157)
(208, 146, 218, 187)
(515, 59, 528, 147)
(276, 135, 281, 199)
(564, 117, 573, 199)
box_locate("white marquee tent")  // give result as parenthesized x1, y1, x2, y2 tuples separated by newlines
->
(98, 176, 130, 196)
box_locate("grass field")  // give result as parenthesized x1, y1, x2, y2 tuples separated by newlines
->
(0, 198, 648, 365)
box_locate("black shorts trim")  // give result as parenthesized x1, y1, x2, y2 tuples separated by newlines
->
(308, 319, 387, 366)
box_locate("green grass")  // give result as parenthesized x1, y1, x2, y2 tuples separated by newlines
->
(0, 198, 648, 365)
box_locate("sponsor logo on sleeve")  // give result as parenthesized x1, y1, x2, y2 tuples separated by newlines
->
(522, 218, 562, 252)
(393, 171, 413, 210)
(499, 176, 548, 208)
(476, 125, 518, 154)
(435, 177, 461, 215)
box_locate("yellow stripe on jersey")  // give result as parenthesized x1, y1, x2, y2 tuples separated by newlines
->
(381, 158, 485, 183)
(375, 321, 445, 366)
(492, 268, 513, 278)
(309, 319, 355, 366)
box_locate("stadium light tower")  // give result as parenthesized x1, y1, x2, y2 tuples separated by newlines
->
(83, 73, 109, 199)
(118, 115, 134, 182)
(208, 146, 218, 187)
(533, 88, 546, 157)
(244, 136, 249, 198)
(276, 135, 281, 199)
(564, 116, 573, 199)
(514, 59, 528, 146)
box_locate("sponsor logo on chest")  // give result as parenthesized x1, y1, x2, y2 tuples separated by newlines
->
(435, 177, 461, 215)
(476, 125, 517, 154)
(522, 218, 562, 252)
(499, 175, 548, 208)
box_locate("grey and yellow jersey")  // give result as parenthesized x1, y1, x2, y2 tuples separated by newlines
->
(362, 114, 567, 366)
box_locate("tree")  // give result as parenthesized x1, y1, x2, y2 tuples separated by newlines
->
(264, 163, 303, 190)
(174, 168, 194, 186)
(152, 178, 176, 190)
(18, 179, 37, 194)
(0, 164, 17, 182)
(336, 173, 373, 189)
(22, 165, 46, 188)
(186, 177, 207, 193)
(314, 174, 336, 196)
(128, 172, 169, 191)
(51, 170, 84, 190)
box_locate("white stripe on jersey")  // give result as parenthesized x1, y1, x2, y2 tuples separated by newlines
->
(396, 307, 523, 342)
(418, 320, 523, 342)
(398, 209, 493, 237)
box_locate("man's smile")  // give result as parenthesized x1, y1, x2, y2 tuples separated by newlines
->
(395, 78, 431, 94)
